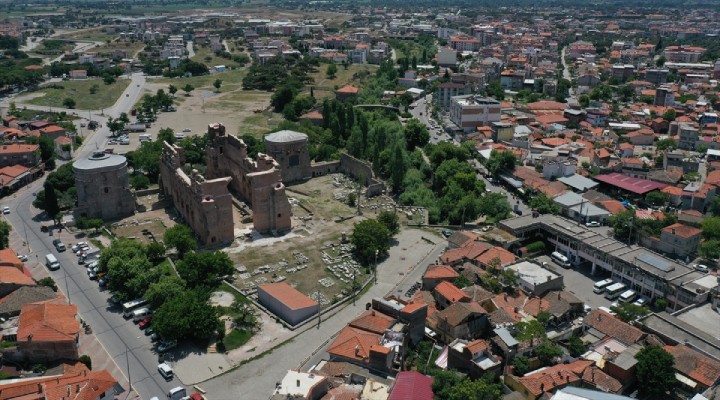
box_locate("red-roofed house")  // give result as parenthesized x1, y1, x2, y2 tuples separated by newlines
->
(0, 144, 40, 168)
(582, 310, 645, 346)
(388, 371, 433, 400)
(258, 282, 319, 326)
(474, 247, 517, 269)
(447, 338, 502, 379)
(17, 302, 80, 362)
(327, 326, 394, 372)
(0, 365, 117, 400)
(653, 223, 702, 258)
(422, 265, 459, 290)
(505, 360, 594, 399)
(664, 344, 720, 391)
(433, 281, 471, 309)
(335, 85, 359, 101)
(69, 69, 87, 80)
(0, 266, 35, 297)
(0, 248, 24, 269)
(349, 310, 396, 334)
(54, 136, 73, 160)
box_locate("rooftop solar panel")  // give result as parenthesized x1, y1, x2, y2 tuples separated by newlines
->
(636, 253, 674, 272)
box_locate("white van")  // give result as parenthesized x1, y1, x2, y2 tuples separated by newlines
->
(618, 290, 637, 303)
(45, 254, 60, 271)
(593, 279, 614, 294)
(167, 386, 186, 400)
(604, 283, 627, 300)
(551, 251, 571, 268)
(132, 307, 152, 322)
(158, 363, 173, 380)
(122, 298, 148, 318)
(139, 134, 152, 142)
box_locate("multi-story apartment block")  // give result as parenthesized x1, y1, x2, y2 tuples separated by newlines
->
(664, 45, 705, 63)
(435, 82, 471, 110)
(449, 96, 502, 132)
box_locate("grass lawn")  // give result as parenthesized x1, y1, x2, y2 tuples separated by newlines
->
(192, 45, 240, 69)
(26, 78, 130, 110)
(153, 68, 247, 90)
(218, 282, 250, 304)
(305, 64, 377, 99)
(223, 329, 252, 350)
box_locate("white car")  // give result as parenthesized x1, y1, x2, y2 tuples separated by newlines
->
(633, 298, 648, 307)
(585, 221, 601, 227)
(693, 264, 709, 273)
(2, 207, 9, 214)
(17, 254, 28, 262)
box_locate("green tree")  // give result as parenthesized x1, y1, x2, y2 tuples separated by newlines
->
(351, 219, 391, 265)
(36, 277, 58, 292)
(168, 85, 178, 96)
(566, 336, 586, 357)
(326, 63, 337, 78)
(485, 150, 517, 176)
(389, 144, 407, 192)
(609, 209, 636, 242)
(130, 174, 150, 189)
(213, 78, 222, 92)
(144, 275, 187, 309)
(702, 216, 720, 240)
(403, 118, 430, 150)
(529, 192, 560, 214)
(579, 94, 590, 108)
(377, 211, 400, 235)
(43, 183, 61, 222)
(645, 190, 669, 208)
(182, 84, 194, 96)
(516, 319, 546, 346)
(610, 302, 650, 322)
(0, 220, 10, 250)
(445, 374, 502, 400)
(103, 75, 116, 85)
(271, 84, 297, 112)
(163, 224, 197, 257)
(662, 108, 676, 122)
(655, 138, 677, 151)
(62, 97, 76, 109)
(78, 355, 92, 370)
(105, 254, 159, 302)
(486, 79, 504, 100)
(512, 355, 531, 375)
(635, 345, 676, 399)
(152, 289, 219, 341)
(699, 239, 720, 261)
(478, 192, 512, 221)
(534, 340, 563, 365)
(176, 251, 233, 288)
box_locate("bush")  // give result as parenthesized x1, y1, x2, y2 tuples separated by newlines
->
(37, 277, 58, 292)
(79, 355, 92, 370)
(525, 241, 546, 254)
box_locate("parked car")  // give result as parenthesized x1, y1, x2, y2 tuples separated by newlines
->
(585, 221, 601, 227)
(158, 362, 173, 380)
(633, 297, 648, 307)
(99, 276, 109, 287)
(182, 128, 191, 132)
(52, 239, 66, 252)
(2, 206, 10, 214)
(139, 317, 152, 329)
(17, 254, 28, 262)
(157, 340, 177, 353)
(693, 264, 709, 273)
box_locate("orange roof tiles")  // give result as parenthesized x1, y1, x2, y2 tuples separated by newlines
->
(0, 266, 34, 285)
(0, 248, 24, 268)
(466, 339, 489, 354)
(0, 144, 39, 155)
(662, 223, 701, 239)
(475, 247, 516, 267)
(349, 310, 396, 334)
(17, 302, 80, 343)
(584, 309, 645, 345)
(517, 360, 593, 397)
(581, 365, 623, 393)
(423, 265, 459, 280)
(401, 302, 427, 314)
(258, 282, 318, 310)
(0, 367, 117, 400)
(328, 326, 381, 363)
(598, 200, 627, 215)
(336, 85, 359, 94)
(433, 281, 470, 304)
(664, 344, 720, 387)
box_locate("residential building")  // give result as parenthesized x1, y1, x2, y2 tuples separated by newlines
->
(0, 266, 35, 298)
(17, 302, 80, 362)
(432, 301, 489, 343)
(258, 282, 319, 326)
(678, 123, 700, 151)
(653, 223, 702, 259)
(433, 281, 470, 309)
(664, 46, 705, 63)
(0, 286, 55, 319)
(388, 371, 433, 400)
(505, 261, 563, 295)
(273, 370, 328, 400)
(583, 309, 646, 346)
(422, 264, 459, 291)
(645, 69, 669, 85)
(449, 96, 502, 132)
(0, 366, 117, 400)
(435, 82, 470, 110)
(447, 338, 502, 379)
(0, 144, 39, 168)
(654, 86, 675, 107)
(335, 85, 359, 101)
(663, 344, 720, 393)
(437, 47, 457, 66)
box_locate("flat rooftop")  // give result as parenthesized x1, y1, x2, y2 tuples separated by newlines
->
(500, 214, 694, 281)
(506, 261, 559, 286)
(640, 311, 720, 360)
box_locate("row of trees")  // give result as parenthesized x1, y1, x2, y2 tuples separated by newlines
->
(101, 224, 232, 341)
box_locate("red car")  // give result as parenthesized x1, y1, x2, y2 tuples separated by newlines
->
(138, 317, 152, 329)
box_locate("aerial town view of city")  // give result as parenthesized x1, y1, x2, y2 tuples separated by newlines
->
(0, 0, 719, 399)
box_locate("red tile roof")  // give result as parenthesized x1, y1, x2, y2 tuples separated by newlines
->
(0, 367, 117, 400)
(0, 266, 34, 285)
(517, 360, 593, 397)
(475, 247, 516, 267)
(664, 344, 720, 387)
(401, 302, 427, 314)
(466, 339, 489, 355)
(433, 281, 470, 304)
(388, 371, 433, 400)
(17, 302, 80, 343)
(597, 200, 626, 215)
(0, 144, 39, 155)
(336, 85, 359, 94)
(0, 165, 30, 180)
(259, 282, 318, 310)
(0, 248, 24, 268)
(581, 365, 623, 393)
(584, 309, 645, 345)
(423, 265, 459, 280)
(594, 173, 667, 195)
(349, 310, 396, 334)
(327, 326, 381, 363)
(661, 223, 701, 239)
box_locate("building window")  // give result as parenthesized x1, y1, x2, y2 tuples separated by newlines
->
(104, 187, 109, 194)
(278, 213, 282, 218)
(289, 154, 300, 167)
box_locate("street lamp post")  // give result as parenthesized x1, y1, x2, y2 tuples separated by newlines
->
(352, 265, 356, 306)
(374, 249, 379, 284)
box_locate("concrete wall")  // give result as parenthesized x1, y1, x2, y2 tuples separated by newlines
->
(257, 286, 318, 325)
(205, 123, 292, 234)
(159, 142, 235, 246)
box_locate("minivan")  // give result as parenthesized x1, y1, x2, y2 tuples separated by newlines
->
(52, 239, 66, 252)
(167, 386, 186, 400)
(158, 362, 174, 380)
(45, 254, 60, 271)
(132, 307, 152, 322)
(139, 134, 152, 142)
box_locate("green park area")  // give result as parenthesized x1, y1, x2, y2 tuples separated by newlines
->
(26, 78, 130, 110)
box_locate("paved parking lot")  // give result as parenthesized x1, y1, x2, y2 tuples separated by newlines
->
(533, 254, 613, 310)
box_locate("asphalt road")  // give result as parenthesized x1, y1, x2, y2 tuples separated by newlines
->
(4, 180, 177, 400)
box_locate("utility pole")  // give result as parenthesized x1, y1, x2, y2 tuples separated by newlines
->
(126, 344, 132, 397)
(352, 266, 356, 306)
(374, 249, 379, 284)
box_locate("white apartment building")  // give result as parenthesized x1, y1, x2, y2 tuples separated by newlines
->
(449, 96, 502, 132)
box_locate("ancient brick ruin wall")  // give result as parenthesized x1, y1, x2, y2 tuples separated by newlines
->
(159, 141, 235, 246)
(205, 123, 292, 233)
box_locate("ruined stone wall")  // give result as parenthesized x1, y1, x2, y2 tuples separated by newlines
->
(159, 141, 234, 246)
(205, 123, 292, 234)
(339, 153, 386, 197)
